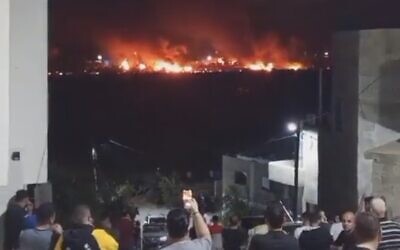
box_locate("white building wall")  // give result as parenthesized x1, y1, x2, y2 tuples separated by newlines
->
(0, 0, 48, 213)
(0, 0, 11, 187)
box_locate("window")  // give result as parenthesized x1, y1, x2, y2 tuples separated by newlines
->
(234, 171, 247, 185)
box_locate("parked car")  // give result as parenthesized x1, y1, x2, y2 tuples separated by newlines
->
(142, 216, 168, 250)
(145, 215, 167, 225)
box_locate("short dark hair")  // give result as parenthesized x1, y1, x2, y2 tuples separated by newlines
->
(72, 204, 91, 224)
(308, 210, 321, 224)
(265, 203, 284, 229)
(364, 196, 374, 204)
(229, 215, 240, 226)
(15, 190, 29, 202)
(167, 208, 190, 239)
(36, 203, 55, 224)
(354, 212, 380, 243)
(212, 215, 219, 223)
(301, 212, 309, 221)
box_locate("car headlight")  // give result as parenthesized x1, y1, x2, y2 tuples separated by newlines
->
(159, 236, 168, 242)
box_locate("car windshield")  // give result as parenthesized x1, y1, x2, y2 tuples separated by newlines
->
(149, 217, 166, 224)
(144, 225, 165, 233)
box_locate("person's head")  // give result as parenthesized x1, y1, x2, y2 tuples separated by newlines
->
(364, 196, 374, 212)
(97, 211, 112, 229)
(15, 190, 30, 207)
(72, 205, 93, 225)
(265, 203, 285, 230)
(212, 215, 219, 224)
(26, 200, 34, 214)
(36, 202, 56, 225)
(166, 208, 190, 239)
(229, 215, 240, 227)
(341, 211, 355, 231)
(308, 210, 321, 226)
(370, 197, 386, 219)
(301, 212, 310, 226)
(121, 207, 132, 220)
(319, 210, 328, 223)
(354, 212, 381, 248)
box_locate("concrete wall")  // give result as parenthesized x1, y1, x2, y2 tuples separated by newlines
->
(0, 0, 48, 213)
(357, 29, 400, 197)
(319, 29, 400, 216)
(222, 155, 273, 207)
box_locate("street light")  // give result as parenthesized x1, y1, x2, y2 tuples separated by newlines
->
(287, 122, 298, 133)
(287, 121, 302, 220)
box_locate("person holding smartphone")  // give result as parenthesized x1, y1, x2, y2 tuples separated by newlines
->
(162, 190, 211, 250)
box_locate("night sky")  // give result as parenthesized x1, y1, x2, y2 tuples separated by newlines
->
(49, 0, 400, 70)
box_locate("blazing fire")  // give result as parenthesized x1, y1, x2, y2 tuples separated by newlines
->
(95, 36, 307, 74)
(119, 59, 131, 72)
(113, 57, 303, 74)
(246, 62, 274, 72)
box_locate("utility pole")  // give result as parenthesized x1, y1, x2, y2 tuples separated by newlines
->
(293, 120, 302, 220)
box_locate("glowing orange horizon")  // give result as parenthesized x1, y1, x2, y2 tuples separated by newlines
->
(102, 37, 307, 74)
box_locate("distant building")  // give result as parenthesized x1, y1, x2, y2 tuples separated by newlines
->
(222, 129, 319, 214)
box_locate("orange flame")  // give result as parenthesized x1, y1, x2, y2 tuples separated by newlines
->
(246, 62, 274, 72)
(103, 36, 308, 74)
(119, 59, 130, 72)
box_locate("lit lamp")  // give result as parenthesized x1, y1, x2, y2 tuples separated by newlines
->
(287, 122, 298, 133)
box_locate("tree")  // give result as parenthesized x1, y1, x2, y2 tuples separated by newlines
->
(158, 174, 182, 207)
(223, 185, 250, 220)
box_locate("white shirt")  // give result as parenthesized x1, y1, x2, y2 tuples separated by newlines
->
(330, 222, 343, 241)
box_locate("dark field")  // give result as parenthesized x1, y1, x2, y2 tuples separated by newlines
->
(49, 70, 328, 180)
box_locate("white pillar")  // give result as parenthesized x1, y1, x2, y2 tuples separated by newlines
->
(0, 0, 11, 187)
(0, 0, 48, 213)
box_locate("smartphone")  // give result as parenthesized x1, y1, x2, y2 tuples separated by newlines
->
(182, 189, 192, 209)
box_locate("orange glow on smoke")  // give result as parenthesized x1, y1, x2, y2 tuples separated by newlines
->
(104, 36, 308, 74)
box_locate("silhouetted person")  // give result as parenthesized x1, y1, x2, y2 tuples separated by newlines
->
(334, 211, 356, 250)
(294, 212, 311, 239)
(54, 204, 118, 250)
(18, 202, 62, 250)
(249, 203, 299, 250)
(162, 198, 211, 250)
(208, 216, 223, 250)
(4, 190, 30, 250)
(299, 210, 333, 250)
(222, 215, 246, 250)
(370, 197, 400, 250)
(363, 196, 374, 213)
(352, 212, 380, 250)
(118, 207, 135, 250)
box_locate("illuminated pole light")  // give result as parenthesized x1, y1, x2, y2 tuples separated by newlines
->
(287, 122, 298, 133)
(97, 54, 103, 61)
(207, 55, 213, 61)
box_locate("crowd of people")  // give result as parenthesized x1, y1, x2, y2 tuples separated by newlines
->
(3, 189, 400, 250)
(4, 190, 140, 250)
